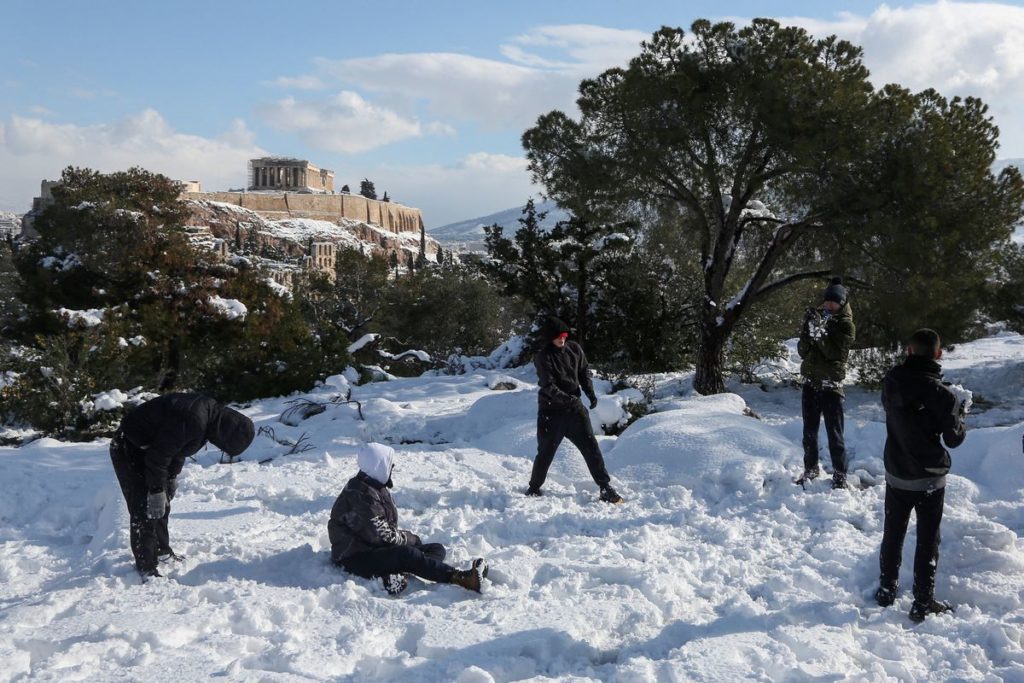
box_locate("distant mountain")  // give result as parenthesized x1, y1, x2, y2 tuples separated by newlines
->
(435, 160, 1024, 252)
(428, 199, 569, 252)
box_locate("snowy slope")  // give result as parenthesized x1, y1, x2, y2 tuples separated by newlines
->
(428, 199, 569, 252)
(2, 335, 1024, 681)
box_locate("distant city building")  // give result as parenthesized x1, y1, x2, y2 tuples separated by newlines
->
(179, 180, 202, 193)
(0, 212, 20, 238)
(248, 158, 334, 193)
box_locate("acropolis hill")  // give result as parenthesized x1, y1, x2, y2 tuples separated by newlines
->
(185, 157, 425, 237)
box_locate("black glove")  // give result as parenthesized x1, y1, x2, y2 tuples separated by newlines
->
(166, 477, 178, 501)
(147, 490, 168, 520)
(403, 531, 422, 546)
(589, 397, 598, 410)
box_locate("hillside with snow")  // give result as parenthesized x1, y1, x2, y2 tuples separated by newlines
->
(428, 200, 569, 253)
(2, 334, 1024, 681)
(186, 199, 440, 268)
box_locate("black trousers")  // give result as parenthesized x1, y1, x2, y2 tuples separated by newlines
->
(801, 384, 848, 474)
(110, 434, 171, 573)
(341, 542, 452, 584)
(879, 484, 945, 601)
(529, 405, 611, 490)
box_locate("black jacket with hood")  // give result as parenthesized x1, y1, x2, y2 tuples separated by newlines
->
(534, 317, 597, 412)
(118, 392, 255, 490)
(882, 355, 966, 491)
(328, 443, 419, 564)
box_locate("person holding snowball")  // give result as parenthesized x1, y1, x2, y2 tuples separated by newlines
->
(526, 316, 622, 504)
(876, 328, 968, 622)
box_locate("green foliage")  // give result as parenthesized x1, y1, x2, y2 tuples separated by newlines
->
(0, 237, 21, 333)
(848, 346, 903, 391)
(484, 199, 567, 318)
(986, 241, 1024, 332)
(377, 261, 527, 362)
(359, 178, 377, 200)
(2, 167, 340, 438)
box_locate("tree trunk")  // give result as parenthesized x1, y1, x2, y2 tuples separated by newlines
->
(576, 260, 588, 348)
(693, 324, 727, 395)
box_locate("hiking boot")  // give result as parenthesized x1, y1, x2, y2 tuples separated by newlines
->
(158, 549, 185, 563)
(831, 472, 848, 490)
(795, 467, 821, 485)
(909, 598, 953, 623)
(599, 486, 624, 504)
(138, 567, 162, 581)
(525, 486, 542, 497)
(875, 583, 898, 607)
(450, 558, 489, 593)
(382, 573, 408, 596)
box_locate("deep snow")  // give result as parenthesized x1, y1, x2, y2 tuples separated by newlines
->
(2, 334, 1024, 682)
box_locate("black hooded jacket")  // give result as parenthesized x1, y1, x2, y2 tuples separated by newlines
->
(119, 393, 255, 490)
(881, 355, 966, 491)
(328, 472, 417, 564)
(534, 316, 597, 412)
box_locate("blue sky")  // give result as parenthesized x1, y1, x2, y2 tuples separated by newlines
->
(2, 0, 1023, 226)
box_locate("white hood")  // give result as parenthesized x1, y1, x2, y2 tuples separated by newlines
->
(357, 442, 395, 486)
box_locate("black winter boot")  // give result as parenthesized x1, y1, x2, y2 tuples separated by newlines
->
(599, 486, 624, 504)
(450, 558, 489, 593)
(875, 583, 898, 607)
(909, 598, 953, 623)
(138, 567, 162, 581)
(831, 472, 848, 490)
(525, 486, 542, 497)
(795, 467, 821, 486)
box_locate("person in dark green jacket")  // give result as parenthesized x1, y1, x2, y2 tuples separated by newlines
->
(796, 277, 856, 488)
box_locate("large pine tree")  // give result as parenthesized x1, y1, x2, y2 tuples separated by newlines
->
(524, 20, 1024, 393)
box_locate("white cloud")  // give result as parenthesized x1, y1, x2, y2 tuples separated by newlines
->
(259, 91, 453, 154)
(265, 74, 327, 90)
(505, 24, 649, 69)
(367, 153, 537, 227)
(0, 110, 264, 212)
(266, 25, 646, 134)
(770, 2, 1024, 156)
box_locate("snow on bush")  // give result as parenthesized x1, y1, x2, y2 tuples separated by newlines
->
(445, 336, 528, 375)
(347, 333, 379, 353)
(55, 308, 105, 328)
(207, 296, 247, 321)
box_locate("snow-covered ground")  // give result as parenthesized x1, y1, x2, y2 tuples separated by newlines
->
(2, 334, 1024, 682)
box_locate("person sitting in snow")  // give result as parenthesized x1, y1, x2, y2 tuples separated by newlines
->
(875, 328, 967, 622)
(328, 442, 489, 595)
(796, 277, 856, 489)
(526, 316, 623, 504)
(110, 393, 255, 579)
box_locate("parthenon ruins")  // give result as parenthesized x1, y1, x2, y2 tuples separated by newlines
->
(248, 158, 334, 193)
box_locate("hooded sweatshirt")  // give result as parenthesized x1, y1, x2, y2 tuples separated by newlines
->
(118, 392, 255, 490)
(882, 355, 966, 491)
(328, 443, 417, 563)
(534, 316, 597, 411)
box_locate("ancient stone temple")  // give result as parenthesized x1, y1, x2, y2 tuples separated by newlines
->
(248, 158, 334, 193)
